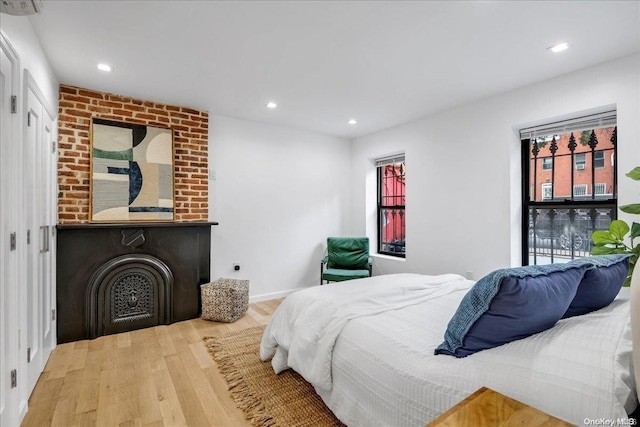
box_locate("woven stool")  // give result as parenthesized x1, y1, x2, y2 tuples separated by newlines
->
(201, 278, 249, 323)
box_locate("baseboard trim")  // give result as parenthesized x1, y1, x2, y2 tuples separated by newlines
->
(249, 287, 308, 303)
(19, 399, 28, 423)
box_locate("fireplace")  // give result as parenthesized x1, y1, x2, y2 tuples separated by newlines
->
(86, 254, 173, 338)
(56, 222, 216, 343)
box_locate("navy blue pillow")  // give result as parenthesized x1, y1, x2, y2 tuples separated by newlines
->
(562, 254, 631, 318)
(435, 264, 588, 358)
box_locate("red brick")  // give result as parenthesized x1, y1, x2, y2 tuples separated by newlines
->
(148, 121, 170, 129)
(87, 105, 112, 114)
(112, 109, 133, 117)
(178, 155, 199, 162)
(78, 89, 105, 99)
(181, 107, 200, 115)
(100, 101, 124, 108)
(172, 125, 190, 132)
(180, 214, 200, 220)
(189, 128, 209, 135)
(67, 192, 88, 199)
(189, 115, 208, 123)
(59, 100, 75, 109)
(63, 95, 91, 104)
(64, 164, 89, 172)
(58, 114, 78, 123)
(60, 85, 79, 94)
(134, 113, 157, 120)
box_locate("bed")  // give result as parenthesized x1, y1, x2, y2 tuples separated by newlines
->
(260, 259, 638, 426)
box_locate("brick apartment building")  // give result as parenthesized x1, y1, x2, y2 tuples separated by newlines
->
(530, 127, 615, 202)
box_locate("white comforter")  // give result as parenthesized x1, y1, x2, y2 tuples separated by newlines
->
(260, 273, 636, 426)
(259, 273, 471, 391)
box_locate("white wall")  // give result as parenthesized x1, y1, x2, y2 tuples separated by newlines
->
(350, 53, 640, 280)
(1, 16, 58, 112)
(209, 116, 351, 301)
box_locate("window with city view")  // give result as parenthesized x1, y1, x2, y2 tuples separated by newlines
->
(521, 111, 617, 265)
(377, 155, 405, 257)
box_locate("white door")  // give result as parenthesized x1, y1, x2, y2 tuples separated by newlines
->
(24, 80, 56, 393)
(40, 111, 55, 363)
(25, 87, 43, 393)
(0, 34, 20, 427)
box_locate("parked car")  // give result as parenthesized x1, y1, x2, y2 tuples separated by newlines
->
(528, 208, 612, 251)
(383, 238, 405, 254)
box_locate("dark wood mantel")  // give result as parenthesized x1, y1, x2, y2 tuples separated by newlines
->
(57, 221, 219, 229)
(56, 221, 218, 343)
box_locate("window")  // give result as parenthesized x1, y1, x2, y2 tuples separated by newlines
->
(594, 150, 605, 168)
(594, 183, 607, 196)
(521, 111, 617, 265)
(542, 157, 553, 170)
(573, 184, 587, 197)
(377, 154, 405, 257)
(541, 183, 552, 200)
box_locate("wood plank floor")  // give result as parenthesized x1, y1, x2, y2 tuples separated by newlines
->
(21, 299, 283, 427)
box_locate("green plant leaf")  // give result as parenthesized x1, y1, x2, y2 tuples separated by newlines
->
(613, 248, 631, 254)
(623, 276, 631, 287)
(621, 204, 640, 215)
(590, 245, 618, 255)
(626, 167, 640, 181)
(591, 230, 619, 245)
(609, 220, 630, 240)
(631, 223, 640, 240)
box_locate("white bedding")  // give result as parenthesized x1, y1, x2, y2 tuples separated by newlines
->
(260, 273, 470, 391)
(261, 273, 636, 426)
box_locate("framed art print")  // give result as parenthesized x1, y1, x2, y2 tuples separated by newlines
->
(90, 118, 174, 222)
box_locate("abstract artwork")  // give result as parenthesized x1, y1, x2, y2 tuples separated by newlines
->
(90, 118, 174, 222)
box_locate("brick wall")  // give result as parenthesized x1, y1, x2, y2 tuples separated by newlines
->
(57, 85, 209, 223)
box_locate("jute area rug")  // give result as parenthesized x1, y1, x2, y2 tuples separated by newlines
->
(204, 325, 345, 427)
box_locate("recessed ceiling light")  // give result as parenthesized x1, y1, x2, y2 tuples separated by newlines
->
(266, 101, 278, 109)
(548, 42, 569, 53)
(348, 119, 358, 125)
(97, 63, 112, 72)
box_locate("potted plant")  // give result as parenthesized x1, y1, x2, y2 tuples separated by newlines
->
(591, 167, 640, 286)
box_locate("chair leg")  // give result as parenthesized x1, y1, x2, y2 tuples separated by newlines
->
(320, 263, 323, 286)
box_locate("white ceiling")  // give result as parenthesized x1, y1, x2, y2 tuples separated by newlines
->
(28, 1, 640, 139)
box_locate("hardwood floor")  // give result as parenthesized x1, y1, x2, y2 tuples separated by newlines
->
(21, 299, 283, 427)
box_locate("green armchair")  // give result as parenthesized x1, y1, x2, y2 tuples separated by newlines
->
(321, 237, 373, 285)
